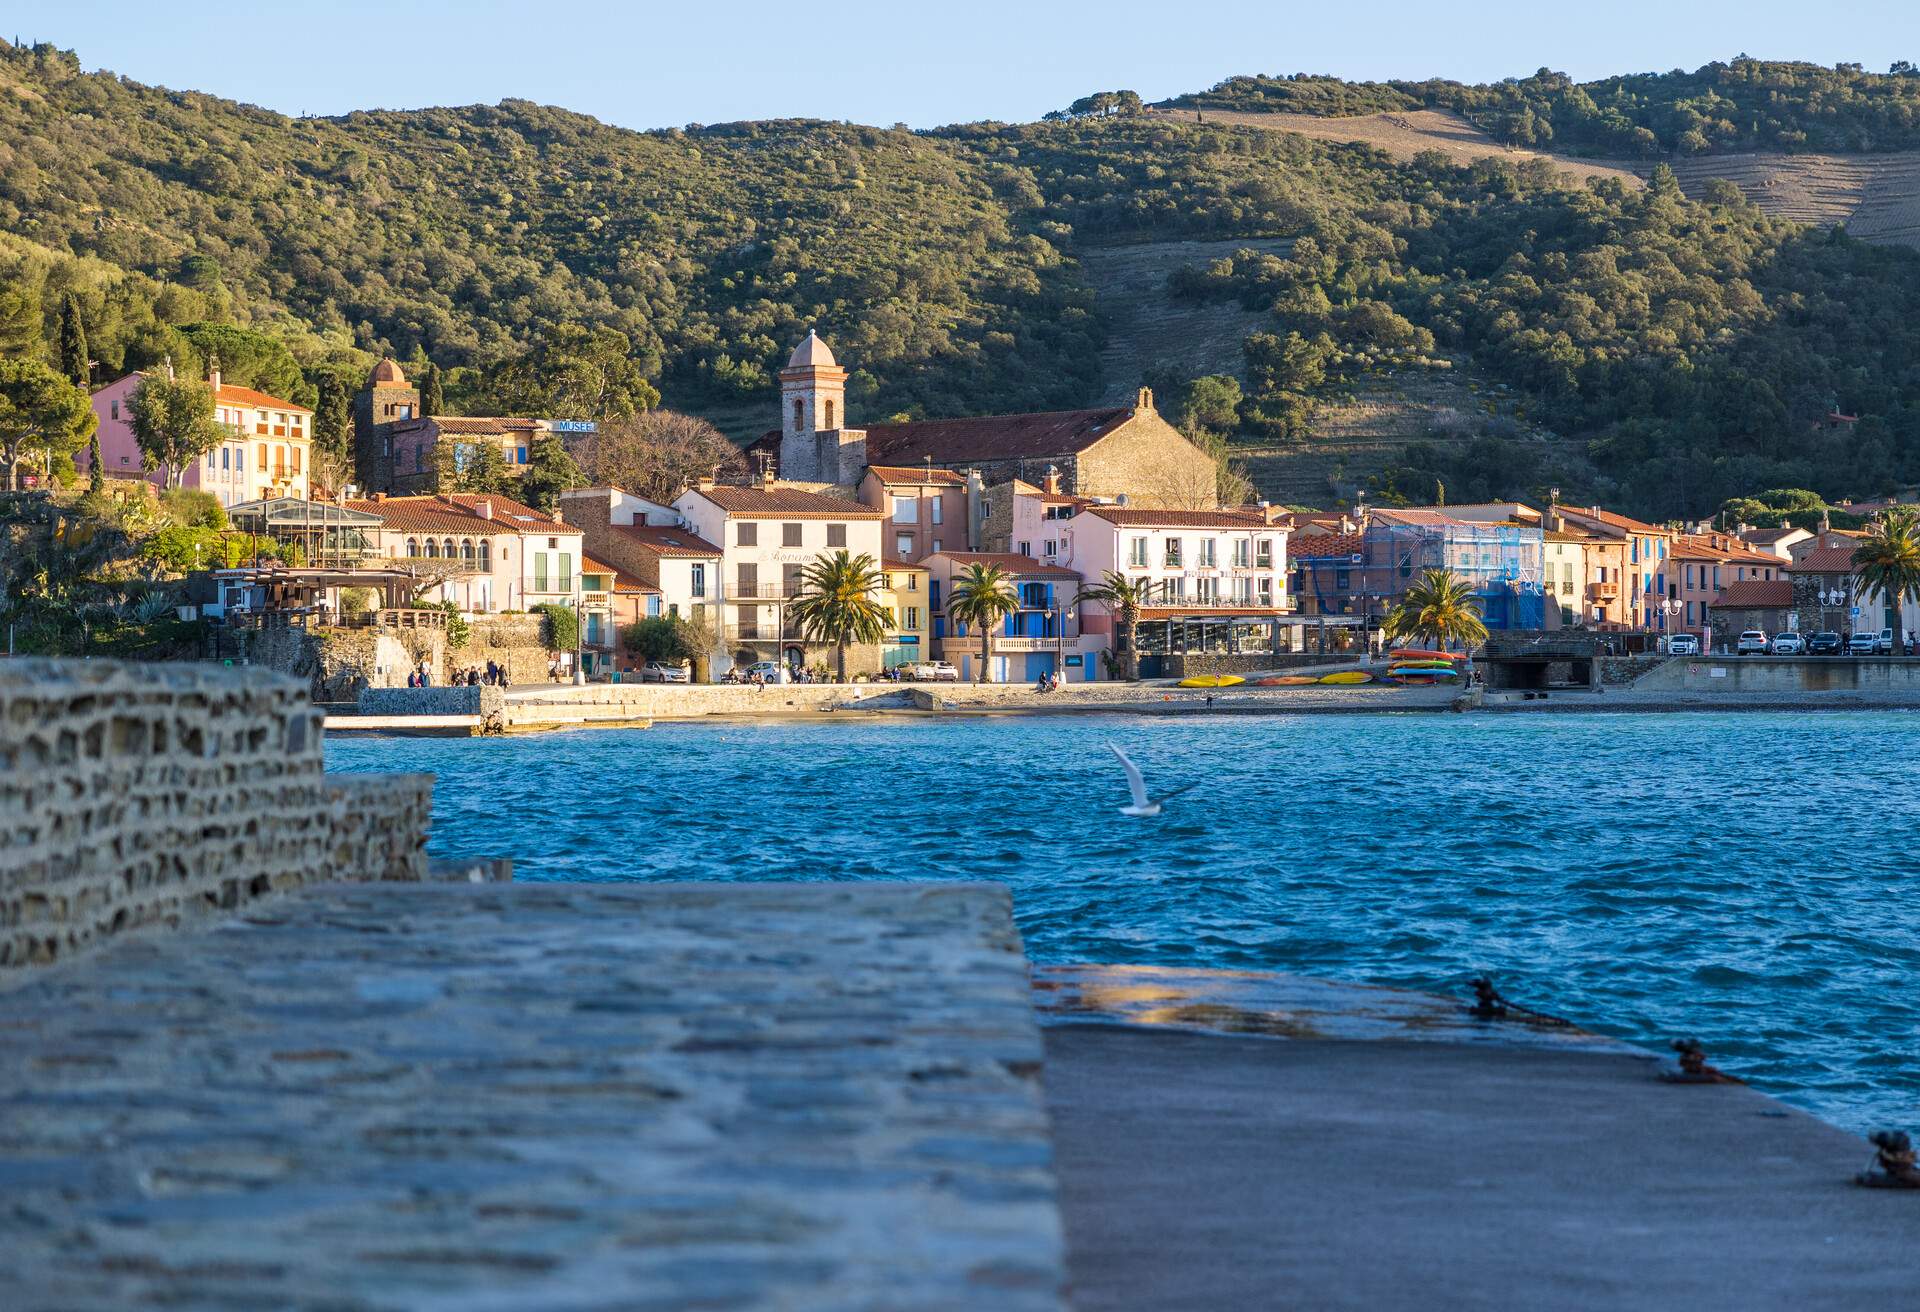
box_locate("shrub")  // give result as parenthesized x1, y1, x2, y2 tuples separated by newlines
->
(533, 601, 578, 652)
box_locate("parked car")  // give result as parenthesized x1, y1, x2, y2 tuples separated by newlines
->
(1666, 634, 1699, 655)
(910, 661, 961, 682)
(1807, 632, 1844, 655)
(1770, 633, 1805, 655)
(739, 660, 787, 684)
(638, 660, 690, 683)
(1735, 630, 1770, 655)
(1877, 628, 1896, 654)
(1848, 632, 1880, 655)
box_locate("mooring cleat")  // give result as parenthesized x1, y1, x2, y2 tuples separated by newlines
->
(1659, 1036, 1741, 1085)
(1856, 1130, 1920, 1189)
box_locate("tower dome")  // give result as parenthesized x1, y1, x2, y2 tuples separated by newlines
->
(370, 358, 407, 385)
(786, 330, 837, 370)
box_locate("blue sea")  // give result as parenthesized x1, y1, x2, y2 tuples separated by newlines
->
(329, 711, 1920, 1132)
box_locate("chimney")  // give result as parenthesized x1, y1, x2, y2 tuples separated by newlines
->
(207, 352, 221, 393)
(372, 492, 387, 502)
(1135, 387, 1154, 412)
(1042, 464, 1062, 496)
(698, 476, 716, 492)
(1819, 508, 1831, 533)
(476, 500, 493, 520)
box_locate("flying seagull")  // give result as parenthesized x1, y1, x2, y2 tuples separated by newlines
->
(1108, 744, 1197, 818)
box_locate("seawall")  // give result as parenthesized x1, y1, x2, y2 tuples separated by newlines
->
(1632, 653, 1920, 695)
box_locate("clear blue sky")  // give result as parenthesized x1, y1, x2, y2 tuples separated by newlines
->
(14, 0, 1920, 130)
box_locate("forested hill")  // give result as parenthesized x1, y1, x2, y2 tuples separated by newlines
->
(1164, 59, 1920, 155)
(5, 39, 1920, 520)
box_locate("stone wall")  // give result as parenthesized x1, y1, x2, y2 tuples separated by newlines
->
(470, 613, 559, 683)
(0, 659, 435, 972)
(244, 623, 445, 702)
(1077, 406, 1220, 509)
(1631, 654, 1920, 695)
(358, 685, 507, 726)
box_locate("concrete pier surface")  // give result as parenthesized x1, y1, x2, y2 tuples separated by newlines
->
(0, 883, 1065, 1312)
(1044, 1026, 1912, 1312)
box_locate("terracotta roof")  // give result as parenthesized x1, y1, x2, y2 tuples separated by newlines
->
(214, 382, 311, 414)
(610, 569, 659, 595)
(392, 416, 543, 436)
(369, 359, 407, 385)
(1543, 531, 1589, 544)
(691, 485, 884, 519)
(1080, 506, 1276, 529)
(748, 406, 1150, 470)
(340, 493, 572, 536)
(613, 523, 723, 557)
(1672, 533, 1782, 566)
(881, 558, 930, 572)
(786, 330, 838, 370)
(1789, 543, 1864, 573)
(1290, 532, 1365, 559)
(867, 464, 968, 487)
(928, 551, 1081, 578)
(1370, 507, 1480, 528)
(1710, 580, 1794, 609)
(1557, 505, 1669, 536)
(1742, 526, 1806, 544)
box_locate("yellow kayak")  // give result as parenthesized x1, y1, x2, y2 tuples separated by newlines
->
(1178, 674, 1246, 688)
(1317, 671, 1374, 685)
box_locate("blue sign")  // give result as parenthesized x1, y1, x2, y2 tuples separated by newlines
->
(896, 635, 920, 645)
(549, 420, 597, 434)
(1064, 654, 1083, 667)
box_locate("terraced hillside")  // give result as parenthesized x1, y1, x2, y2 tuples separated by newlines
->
(1077, 237, 1295, 402)
(1152, 107, 1920, 249)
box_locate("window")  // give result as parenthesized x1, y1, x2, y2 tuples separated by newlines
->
(827, 524, 846, 548)
(405, 538, 419, 558)
(930, 538, 942, 553)
(906, 606, 920, 629)
(930, 498, 942, 525)
(793, 398, 804, 431)
(1233, 539, 1250, 568)
(1043, 540, 1057, 558)
(478, 540, 490, 570)
(1164, 538, 1183, 568)
(737, 522, 757, 547)
(783, 563, 803, 597)
(258, 443, 268, 469)
(558, 553, 572, 592)
(1258, 577, 1274, 605)
(111, 400, 119, 419)
(648, 596, 661, 618)
(516, 447, 528, 464)
(1197, 577, 1217, 604)
(1255, 539, 1272, 569)
(783, 523, 803, 548)
(1128, 537, 1148, 568)
(824, 399, 835, 429)
(896, 532, 914, 556)
(930, 580, 941, 609)
(548, 537, 558, 549)
(736, 562, 757, 596)
(443, 538, 455, 560)
(1200, 538, 1217, 567)
(1017, 541, 1031, 557)
(690, 563, 706, 598)
(426, 538, 441, 559)
(892, 496, 916, 524)
(1335, 568, 1351, 590)
(533, 552, 548, 591)
(290, 447, 301, 475)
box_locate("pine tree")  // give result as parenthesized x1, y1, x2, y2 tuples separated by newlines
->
(312, 372, 352, 457)
(420, 361, 443, 418)
(85, 428, 103, 490)
(57, 294, 89, 385)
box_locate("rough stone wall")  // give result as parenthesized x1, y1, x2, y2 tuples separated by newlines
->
(327, 774, 435, 883)
(0, 659, 434, 972)
(1077, 411, 1219, 509)
(358, 685, 507, 723)
(244, 624, 444, 702)
(470, 613, 558, 682)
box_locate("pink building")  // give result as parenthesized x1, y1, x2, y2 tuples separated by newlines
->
(858, 465, 972, 563)
(84, 367, 313, 507)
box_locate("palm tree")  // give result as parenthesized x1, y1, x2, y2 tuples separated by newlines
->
(1852, 508, 1920, 656)
(947, 562, 1018, 683)
(1381, 568, 1489, 650)
(788, 550, 890, 681)
(1072, 570, 1161, 681)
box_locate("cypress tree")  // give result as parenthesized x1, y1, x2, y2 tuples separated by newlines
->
(85, 428, 103, 490)
(420, 361, 443, 418)
(57, 294, 89, 385)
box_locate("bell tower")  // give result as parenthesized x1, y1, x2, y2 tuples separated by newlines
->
(777, 331, 862, 484)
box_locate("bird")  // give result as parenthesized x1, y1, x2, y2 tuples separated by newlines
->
(1108, 744, 1197, 818)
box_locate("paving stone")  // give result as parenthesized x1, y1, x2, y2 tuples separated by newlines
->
(0, 882, 1066, 1311)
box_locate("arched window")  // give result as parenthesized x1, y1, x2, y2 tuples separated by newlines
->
(425, 538, 439, 558)
(792, 398, 804, 432)
(444, 538, 456, 560)
(405, 537, 419, 558)
(478, 540, 491, 570)
(824, 399, 835, 429)
(461, 539, 475, 562)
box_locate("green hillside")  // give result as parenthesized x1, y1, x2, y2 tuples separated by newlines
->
(4, 40, 1920, 519)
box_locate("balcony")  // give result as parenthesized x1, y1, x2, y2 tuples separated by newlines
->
(1587, 582, 1619, 602)
(727, 583, 800, 602)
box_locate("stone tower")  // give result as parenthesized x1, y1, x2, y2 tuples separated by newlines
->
(353, 359, 420, 493)
(777, 332, 865, 485)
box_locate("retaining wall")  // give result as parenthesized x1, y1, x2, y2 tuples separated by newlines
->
(1632, 655, 1920, 695)
(0, 659, 434, 972)
(358, 685, 507, 724)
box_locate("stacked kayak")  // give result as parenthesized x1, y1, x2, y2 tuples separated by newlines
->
(1178, 673, 1246, 689)
(1316, 671, 1373, 685)
(1248, 674, 1321, 687)
(1385, 657, 1461, 684)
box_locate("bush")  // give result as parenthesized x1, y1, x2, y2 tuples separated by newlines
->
(340, 587, 375, 616)
(438, 599, 471, 650)
(160, 488, 227, 529)
(622, 615, 693, 664)
(533, 602, 578, 652)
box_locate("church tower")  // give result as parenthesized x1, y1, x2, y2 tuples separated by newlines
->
(353, 359, 421, 493)
(777, 331, 863, 484)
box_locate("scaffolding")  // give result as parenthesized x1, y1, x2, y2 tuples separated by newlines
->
(1295, 517, 1546, 631)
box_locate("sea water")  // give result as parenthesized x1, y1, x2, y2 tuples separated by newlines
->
(329, 711, 1920, 1131)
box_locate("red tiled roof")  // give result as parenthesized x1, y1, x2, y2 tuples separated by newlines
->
(1710, 580, 1794, 609)
(340, 493, 572, 536)
(1557, 505, 1670, 536)
(1789, 543, 1864, 573)
(1370, 507, 1481, 528)
(691, 485, 884, 519)
(867, 464, 968, 487)
(750, 406, 1146, 470)
(1291, 532, 1365, 559)
(1742, 526, 1805, 545)
(392, 416, 543, 436)
(881, 558, 930, 572)
(610, 569, 659, 594)
(613, 523, 723, 557)
(1672, 533, 1782, 566)
(215, 383, 312, 414)
(928, 551, 1081, 578)
(1080, 506, 1276, 529)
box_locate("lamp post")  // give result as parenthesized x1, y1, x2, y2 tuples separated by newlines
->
(572, 567, 585, 685)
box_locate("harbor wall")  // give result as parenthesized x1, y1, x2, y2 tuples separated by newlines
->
(1631, 655, 1920, 694)
(0, 659, 433, 972)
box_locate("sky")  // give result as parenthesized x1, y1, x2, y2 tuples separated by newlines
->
(12, 0, 1920, 130)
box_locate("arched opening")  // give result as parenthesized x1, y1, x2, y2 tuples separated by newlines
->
(425, 538, 439, 558)
(405, 537, 419, 558)
(479, 540, 491, 570)
(824, 398, 835, 429)
(792, 398, 804, 432)
(461, 539, 475, 563)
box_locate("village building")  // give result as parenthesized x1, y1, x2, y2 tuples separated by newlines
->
(924, 551, 1089, 684)
(747, 333, 1220, 509)
(1787, 530, 1917, 640)
(556, 487, 722, 631)
(859, 464, 974, 562)
(877, 560, 932, 672)
(351, 359, 569, 494)
(86, 364, 313, 506)
(341, 492, 584, 615)
(1738, 525, 1815, 561)
(673, 481, 887, 678)
(1671, 533, 1784, 647)
(1541, 530, 1588, 629)
(1707, 580, 1795, 643)
(1549, 504, 1675, 632)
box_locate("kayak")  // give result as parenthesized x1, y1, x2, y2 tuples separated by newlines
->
(1178, 674, 1245, 688)
(1386, 660, 1457, 672)
(1317, 671, 1373, 685)
(1249, 674, 1320, 687)
(1387, 648, 1462, 662)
